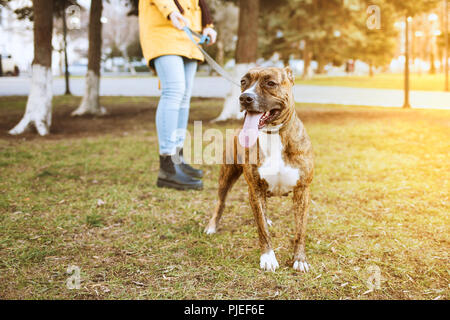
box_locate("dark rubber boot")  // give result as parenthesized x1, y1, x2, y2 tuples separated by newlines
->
(174, 148, 204, 179)
(157, 155, 203, 190)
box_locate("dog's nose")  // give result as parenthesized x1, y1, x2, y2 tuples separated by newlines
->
(239, 93, 256, 105)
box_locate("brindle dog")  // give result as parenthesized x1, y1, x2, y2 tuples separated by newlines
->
(205, 67, 314, 272)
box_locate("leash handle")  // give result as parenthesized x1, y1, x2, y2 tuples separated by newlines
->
(198, 34, 211, 45)
(183, 27, 210, 45)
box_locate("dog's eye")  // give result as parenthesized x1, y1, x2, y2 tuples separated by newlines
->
(267, 81, 277, 87)
(240, 79, 247, 86)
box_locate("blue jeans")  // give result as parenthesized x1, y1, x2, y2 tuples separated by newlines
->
(154, 55, 198, 155)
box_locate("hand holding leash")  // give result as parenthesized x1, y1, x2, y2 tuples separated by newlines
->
(202, 27, 217, 46)
(183, 27, 240, 87)
(169, 11, 189, 30)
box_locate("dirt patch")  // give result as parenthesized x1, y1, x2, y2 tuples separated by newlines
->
(0, 97, 228, 141)
(0, 104, 158, 141)
(1, 97, 448, 141)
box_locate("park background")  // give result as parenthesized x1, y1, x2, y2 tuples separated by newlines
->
(0, 0, 449, 299)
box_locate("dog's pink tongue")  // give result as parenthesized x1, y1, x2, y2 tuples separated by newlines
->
(239, 112, 263, 148)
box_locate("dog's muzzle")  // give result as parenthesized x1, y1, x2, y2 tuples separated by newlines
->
(239, 92, 260, 112)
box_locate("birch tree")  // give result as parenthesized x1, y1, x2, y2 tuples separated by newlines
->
(9, 0, 54, 136)
(71, 0, 106, 116)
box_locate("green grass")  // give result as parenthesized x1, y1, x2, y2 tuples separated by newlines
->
(295, 73, 448, 92)
(0, 96, 449, 299)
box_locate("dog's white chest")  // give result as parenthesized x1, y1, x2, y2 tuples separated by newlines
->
(258, 132, 300, 196)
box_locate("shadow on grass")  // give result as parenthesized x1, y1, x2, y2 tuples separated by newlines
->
(1, 96, 449, 141)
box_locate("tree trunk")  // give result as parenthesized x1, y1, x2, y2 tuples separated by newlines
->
(403, 16, 411, 109)
(62, 4, 71, 95)
(59, 49, 64, 76)
(214, 0, 259, 122)
(72, 0, 106, 116)
(316, 41, 326, 74)
(429, 51, 436, 74)
(411, 21, 415, 73)
(216, 39, 224, 66)
(369, 61, 374, 77)
(9, 0, 54, 136)
(418, 34, 423, 75)
(122, 48, 136, 76)
(302, 39, 312, 79)
(317, 55, 326, 74)
(445, 0, 449, 91)
(235, 0, 259, 64)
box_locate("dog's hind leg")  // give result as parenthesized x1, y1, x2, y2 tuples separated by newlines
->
(292, 186, 311, 272)
(205, 164, 242, 235)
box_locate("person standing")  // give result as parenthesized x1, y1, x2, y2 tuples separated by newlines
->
(139, 0, 217, 190)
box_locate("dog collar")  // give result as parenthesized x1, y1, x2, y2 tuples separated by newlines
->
(260, 124, 283, 134)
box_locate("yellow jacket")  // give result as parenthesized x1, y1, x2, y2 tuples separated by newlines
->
(139, 0, 205, 66)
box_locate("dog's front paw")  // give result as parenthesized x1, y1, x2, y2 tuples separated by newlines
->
(293, 259, 310, 273)
(260, 250, 279, 272)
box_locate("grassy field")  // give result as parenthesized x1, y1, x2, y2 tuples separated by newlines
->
(295, 73, 448, 92)
(0, 96, 449, 299)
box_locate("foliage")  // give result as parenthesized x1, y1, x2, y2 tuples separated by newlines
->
(3, 0, 443, 70)
(258, 0, 367, 69)
(257, 0, 441, 70)
(1, 0, 80, 21)
(346, 0, 398, 69)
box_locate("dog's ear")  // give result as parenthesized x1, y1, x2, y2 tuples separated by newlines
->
(284, 67, 294, 85)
